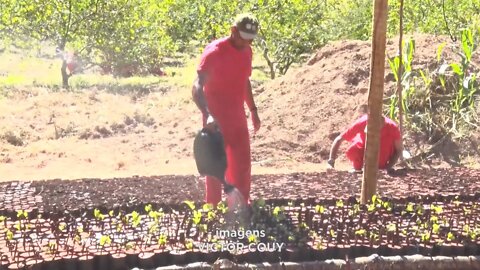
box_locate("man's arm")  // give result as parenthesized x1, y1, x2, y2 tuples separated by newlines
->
(386, 139, 402, 170)
(192, 71, 209, 117)
(328, 135, 344, 167)
(245, 80, 256, 111)
(192, 71, 217, 129)
(245, 79, 261, 132)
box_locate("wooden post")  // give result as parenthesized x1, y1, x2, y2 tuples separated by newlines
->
(397, 0, 405, 161)
(361, 0, 389, 204)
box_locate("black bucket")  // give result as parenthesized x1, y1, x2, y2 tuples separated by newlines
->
(193, 128, 228, 181)
(193, 128, 247, 208)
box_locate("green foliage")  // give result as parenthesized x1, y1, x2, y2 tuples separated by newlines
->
(99, 235, 112, 246)
(84, 0, 176, 76)
(2, 0, 480, 88)
(386, 29, 479, 141)
(387, 38, 416, 120)
(324, 0, 372, 40)
(253, 0, 326, 78)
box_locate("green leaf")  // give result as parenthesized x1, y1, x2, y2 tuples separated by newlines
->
(315, 205, 325, 214)
(450, 63, 463, 76)
(336, 200, 344, 207)
(184, 200, 196, 210)
(6, 229, 13, 240)
(158, 234, 168, 246)
(192, 210, 202, 224)
(447, 232, 455, 241)
(99, 235, 112, 246)
(437, 42, 446, 62)
(273, 206, 281, 216)
(355, 229, 366, 235)
(202, 203, 214, 211)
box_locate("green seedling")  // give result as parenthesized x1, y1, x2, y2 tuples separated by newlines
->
(387, 223, 396, 232)
(192, 210, 202, 225)
(125, 241, 135, 250)
(421, 232, 431, 243)
(16, 210, 28, 219)
(158, 234, 168, 247)
(148, 222, 158, 234)
(58, 222, 67, 232)
(184, 200, 196, 210)
(447, 232, 455, 241)
(6, 229, 13, 241)
(248, 234, 258, 244)
(217, 202, 228, 214)
(185, 239, 194, 250)
(336, 200, 344, 208)
(431, 204, 443, 214)
(99, 235, 112, 247)
(47, 241, 57, 254)
(355, 229, 366, 236)
(406, 203, 414, 212)
(94, 209, 105, 221)
(315, 205, 325, 214)
(130, 211, 141, 228)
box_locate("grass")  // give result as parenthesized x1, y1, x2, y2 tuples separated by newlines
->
(0, 45, 272, 95)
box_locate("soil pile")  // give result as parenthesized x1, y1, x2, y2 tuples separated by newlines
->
(252, 34, 471, 164)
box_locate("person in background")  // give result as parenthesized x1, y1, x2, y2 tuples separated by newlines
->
(327, 108, 402, 174)
(192, 13, 261, 205)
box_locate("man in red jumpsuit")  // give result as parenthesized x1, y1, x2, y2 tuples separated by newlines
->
(327, 114, 402, 174)
(192, 14, 261, 205)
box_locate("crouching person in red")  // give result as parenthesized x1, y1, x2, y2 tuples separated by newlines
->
(192, 13, 261, 205)
(327, 114, 402, 174)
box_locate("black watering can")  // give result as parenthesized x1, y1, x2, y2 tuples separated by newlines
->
(193, 128, 235, 194)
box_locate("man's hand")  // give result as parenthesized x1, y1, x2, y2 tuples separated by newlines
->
(327, 159, 335, 169)
(251, 110, 261, 132)
(205, 114, 218, 131)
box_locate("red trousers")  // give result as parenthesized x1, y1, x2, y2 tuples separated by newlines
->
(203, 116, 251, 206)
(346, 143, 389, 170)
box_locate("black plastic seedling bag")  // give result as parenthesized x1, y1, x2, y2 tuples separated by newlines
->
(193, 128, 228, 181)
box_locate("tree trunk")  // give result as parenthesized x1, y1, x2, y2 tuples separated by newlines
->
(61, 59, 70, 88)
(361, 0, 388, 204)
(397, 0, 405, 161)
(262, 47, 276, 79)
(59, 40, 70, 89)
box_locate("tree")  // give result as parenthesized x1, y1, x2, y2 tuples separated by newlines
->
(10, 0, 176, 87)
(361, 0, 388, 204)
(85, 0, 176, 77)
(13, 0, 109, 87)
(253, 0, 326, 78)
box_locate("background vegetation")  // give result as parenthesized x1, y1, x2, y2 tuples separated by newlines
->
(0, 0, 479, 147)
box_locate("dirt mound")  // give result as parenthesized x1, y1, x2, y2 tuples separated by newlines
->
(252, 34, 459, 164)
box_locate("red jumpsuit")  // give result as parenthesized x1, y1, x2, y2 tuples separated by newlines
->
(341, 115, 401, 170)
(197, 37, 253, 205)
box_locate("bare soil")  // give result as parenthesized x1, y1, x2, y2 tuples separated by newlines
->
(0, 33, 479, 182)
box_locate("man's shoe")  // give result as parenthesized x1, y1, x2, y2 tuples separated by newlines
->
(349, 169, 363, 174)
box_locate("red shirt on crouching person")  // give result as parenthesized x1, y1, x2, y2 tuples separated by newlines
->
(328, 114, 402, 174)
